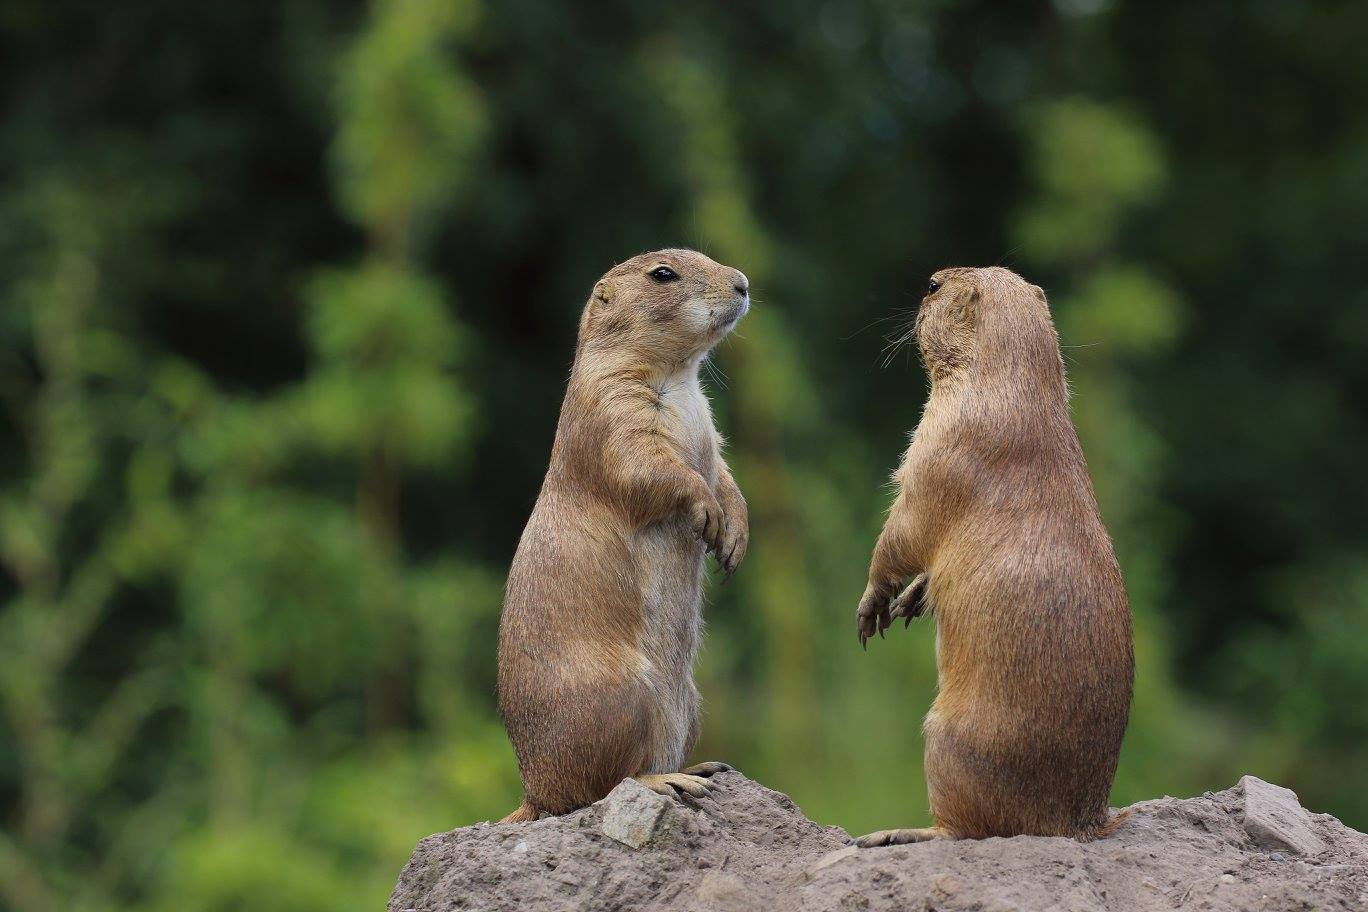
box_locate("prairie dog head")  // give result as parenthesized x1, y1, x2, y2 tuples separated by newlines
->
(914, 266, 1061, 386)
(578, 249, 750, 369)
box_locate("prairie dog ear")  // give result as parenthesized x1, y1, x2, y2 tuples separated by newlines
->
(1031, 284, 1047, 304)
(579, 278, 630, 341)
(581, 280, 611, 325)
(953, 285, 980, 323)
(578, 281, 609, 337)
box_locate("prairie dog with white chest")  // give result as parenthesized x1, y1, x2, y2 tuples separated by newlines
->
(854, 266, 1134, 846)
(497, 249, 750, 821)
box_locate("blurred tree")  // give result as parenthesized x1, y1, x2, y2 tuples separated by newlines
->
(0, 174, 160, 912)
(1, 2, 511, 910)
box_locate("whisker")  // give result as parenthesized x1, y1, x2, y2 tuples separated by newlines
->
(701, 355, 730, 390)
(843, 311, 918, 342)
(878, 318, 919, 369)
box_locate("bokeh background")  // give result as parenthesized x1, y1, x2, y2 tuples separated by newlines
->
(2, 0, 1366, 909)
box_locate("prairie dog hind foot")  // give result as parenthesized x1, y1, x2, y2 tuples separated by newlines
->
(681, 760, 731, 777)
(851, 826, 950, 848)
(636, 772, 713, 799)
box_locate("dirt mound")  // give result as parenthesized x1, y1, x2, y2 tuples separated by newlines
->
(389, 772, 1368, 911)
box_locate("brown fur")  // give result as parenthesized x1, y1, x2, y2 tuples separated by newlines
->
(854, 267, 1134, 845)
(497, 249, 750, 819)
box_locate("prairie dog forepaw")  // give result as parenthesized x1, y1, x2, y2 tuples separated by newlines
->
(717, 520, 748, 579)
(715, 491, 748, 580)
(689, 495, 727, 557)
(681, 760, 731, 777)
(888, 574, 929, 626)
(856, 580, 898, 648)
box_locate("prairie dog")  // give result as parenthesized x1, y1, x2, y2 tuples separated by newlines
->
(497, 249, 750, 821)
(854, 267, 1134, 846)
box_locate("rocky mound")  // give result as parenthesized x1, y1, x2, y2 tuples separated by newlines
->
(389, 772, 1368, 911)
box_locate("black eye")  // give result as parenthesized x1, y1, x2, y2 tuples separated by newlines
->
(649, 266, 679, 283)
(927, 279, 941, 294)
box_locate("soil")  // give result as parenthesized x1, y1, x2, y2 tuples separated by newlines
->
(389, 772, 1368, 911)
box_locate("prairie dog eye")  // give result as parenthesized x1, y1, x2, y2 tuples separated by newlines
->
(649, 266, 680, 283)
(927, 278, 941, 294)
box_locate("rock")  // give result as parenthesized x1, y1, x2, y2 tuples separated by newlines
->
(981, 902, 1021, 912)
(601, 777, 672, 848)
(1238, 775, 1327, 857)
(804, 846, 859, 880)
(694, 871, 764, 912)
(928, 872, 961, 899)
(389, 771, 1368, 912)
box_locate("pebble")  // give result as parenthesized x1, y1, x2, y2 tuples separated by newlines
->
(600, 779, 671, 849)
(1240, 776, 1327, 857)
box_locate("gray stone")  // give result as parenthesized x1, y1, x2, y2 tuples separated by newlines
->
(1239, 775, 1326, 856)
(600, 777, 671, 848)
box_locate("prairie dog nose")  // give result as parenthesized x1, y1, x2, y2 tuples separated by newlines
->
(732, 271, 749, 297)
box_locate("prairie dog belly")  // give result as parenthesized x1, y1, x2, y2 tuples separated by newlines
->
(632, 515, 705, 772)
(632, 369, 716, 772)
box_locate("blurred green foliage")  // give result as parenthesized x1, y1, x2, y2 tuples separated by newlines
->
(1, 1, 1365, 909)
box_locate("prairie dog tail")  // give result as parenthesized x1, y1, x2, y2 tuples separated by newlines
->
(1096, 807, 1132, 838)
(500, 800, 539, 823)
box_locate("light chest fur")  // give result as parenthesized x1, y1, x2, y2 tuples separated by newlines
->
(634, 363, 716, 772)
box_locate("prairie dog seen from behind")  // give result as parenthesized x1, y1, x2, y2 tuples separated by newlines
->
(497, 249, 751, 822)
(854, 266, 1134, 846)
